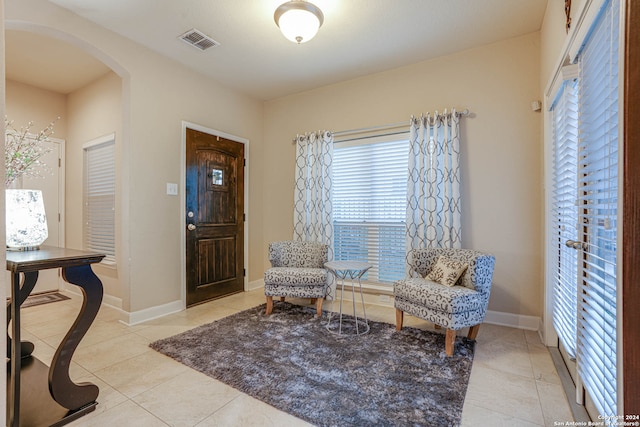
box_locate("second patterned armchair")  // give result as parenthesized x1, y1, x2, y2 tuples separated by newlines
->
(264, 241, 329, 317)
(394, 248, 495, 356)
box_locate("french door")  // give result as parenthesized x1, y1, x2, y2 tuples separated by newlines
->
(550, 0, 620, 420)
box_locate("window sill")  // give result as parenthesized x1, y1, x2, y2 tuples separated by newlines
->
(332, 281, 395, 307)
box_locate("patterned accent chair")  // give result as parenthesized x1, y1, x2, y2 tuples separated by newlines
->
(264, 241, 329, 317)
(394, 248, 496, 356)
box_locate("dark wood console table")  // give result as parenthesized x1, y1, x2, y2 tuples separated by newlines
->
(6, 246, 105, 427)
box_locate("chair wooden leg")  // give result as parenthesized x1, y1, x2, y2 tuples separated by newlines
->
(434, 324, 442, 329)
(316, 298, 323, 317)
(266, 296, 273, 315)
(445, 329, 456, 357)
(310, 298, 317, 305)
(467, 324, 481, 340)
(280, 297, 285, 302)
(395, 309, 404, 331)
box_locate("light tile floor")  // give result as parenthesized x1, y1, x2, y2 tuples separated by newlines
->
(18, 289, 574, 426)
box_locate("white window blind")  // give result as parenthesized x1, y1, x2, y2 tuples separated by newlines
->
(551, 78, 580, 358)
(576, 0, 619, 419)
(333, 139, 408, 283)
(84, 136, 116, 265)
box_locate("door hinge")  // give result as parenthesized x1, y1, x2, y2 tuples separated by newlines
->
(243, 158, 246, 167)
(243, 213, 246, 222)
(243, 268, 246, 277)
(59, 158, 62, 167)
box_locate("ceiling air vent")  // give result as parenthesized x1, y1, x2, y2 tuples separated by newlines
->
(179, 29, 220, 51)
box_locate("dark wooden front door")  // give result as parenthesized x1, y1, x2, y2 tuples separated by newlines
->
(186, 128, 244, 306)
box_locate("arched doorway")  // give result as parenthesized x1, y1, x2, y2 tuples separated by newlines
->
(4, 23, 131, 310)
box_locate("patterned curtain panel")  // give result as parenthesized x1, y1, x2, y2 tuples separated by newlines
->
(406, 110, 462, 259)
(293, 130, 334, 251)
(293, 130, 335, 298)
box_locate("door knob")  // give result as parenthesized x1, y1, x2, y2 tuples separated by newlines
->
(187, 224, 196, 231)
(565, 240, 585, 250)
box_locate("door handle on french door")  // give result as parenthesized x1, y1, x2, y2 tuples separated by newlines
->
(187, 224, 196, 231)
(565, 240, 586, 250)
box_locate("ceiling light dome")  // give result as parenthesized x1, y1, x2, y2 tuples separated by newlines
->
(274, 1, 324, 44)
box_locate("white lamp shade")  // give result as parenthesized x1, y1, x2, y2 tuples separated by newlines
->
(6, 189, 48, 250)
(277, 8, 321, 43)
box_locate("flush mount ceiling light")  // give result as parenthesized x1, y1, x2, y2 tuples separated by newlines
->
(274, 0, 324, 44)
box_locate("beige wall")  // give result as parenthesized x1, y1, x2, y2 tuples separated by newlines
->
(264, 33, 543, 317)
(5, 80, 67, 138)
(66, 71, 122, 298)
(541, 0, 588, 90)
(6, 0, 265, 315)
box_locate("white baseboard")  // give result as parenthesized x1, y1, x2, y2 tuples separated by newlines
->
(121, 300, 184, 326)
(102, 293, 123, 310)
(247, 278, 265, 291)
(537, 318, 546, 343)
(61, 285, 123, 310)
(252, 281, 540, 332)
(484, 310, 540, 331)
(63, 287, 183, 326)
(339, 294, 540, 331)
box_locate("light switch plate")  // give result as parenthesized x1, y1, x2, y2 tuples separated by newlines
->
(166, 183, 178, 196)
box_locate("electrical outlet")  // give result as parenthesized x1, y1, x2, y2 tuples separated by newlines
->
(166, 183, 178, 196)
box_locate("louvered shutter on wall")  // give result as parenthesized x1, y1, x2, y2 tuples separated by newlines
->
(84, 138, 116, 264)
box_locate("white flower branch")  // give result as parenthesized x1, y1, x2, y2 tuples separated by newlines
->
(4, 117, 59, 188)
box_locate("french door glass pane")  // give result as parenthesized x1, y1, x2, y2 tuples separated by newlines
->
(575, 0, 619, 419)
(551, 79, 579, 358)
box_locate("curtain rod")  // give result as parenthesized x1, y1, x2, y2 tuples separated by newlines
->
(335, 108, 470, 137)
(333, 121, 407, 137)
(291, 109, 470, 144)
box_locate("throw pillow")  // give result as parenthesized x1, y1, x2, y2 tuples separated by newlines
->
(426, 256, 468, 287)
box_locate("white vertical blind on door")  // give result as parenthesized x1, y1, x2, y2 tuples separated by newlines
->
(551, 78, 580, 359)
(84, 137, 116, 264)
(575, 0, 619, 419)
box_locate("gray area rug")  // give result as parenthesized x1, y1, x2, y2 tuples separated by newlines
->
(21, 291, 70, 308)
(150, 302, 475, 427)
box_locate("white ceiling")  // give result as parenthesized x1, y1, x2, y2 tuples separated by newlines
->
(5, 30, 111, 94)
(7, 0, 548, 100)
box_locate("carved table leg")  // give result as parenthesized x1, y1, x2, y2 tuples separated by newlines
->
(48, 264, 103, 410)
(6, 271, 39, 358)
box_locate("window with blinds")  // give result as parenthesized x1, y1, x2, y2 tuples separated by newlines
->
(576, 0, 619, 419)
(333, 138, 408, 284)
(551, 78, 579, 358)
(83, 135, 116, 265)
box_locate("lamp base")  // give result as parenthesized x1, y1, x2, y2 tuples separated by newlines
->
(7, 245, 41, 252)
(5, 189, 49, 251)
